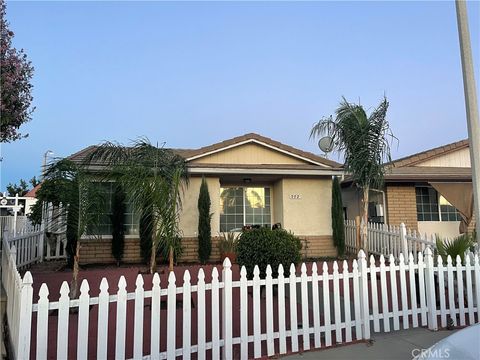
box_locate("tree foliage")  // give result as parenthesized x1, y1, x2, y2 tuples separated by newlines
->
(0, 0, 35, 142)
(197, 176, 212, 264)
(311, 97, 395, 249)
(111, 183, 126, 264)
(6, 176, 40, 196)
(332, 176, 345, 256)
(86, 138, 188, 273)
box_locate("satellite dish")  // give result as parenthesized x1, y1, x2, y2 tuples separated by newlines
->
(318, 136, 333, 154)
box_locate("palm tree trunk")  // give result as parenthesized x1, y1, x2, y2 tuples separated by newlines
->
(150, 238, 157, 274)
(169, 245, 174, 272)
(70, 240, 80, 298)
(361, 186, 370, 254)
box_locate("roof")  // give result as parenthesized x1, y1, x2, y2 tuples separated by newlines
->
(69, 133, 342, 169)
(24, 184, 41, 198)
(390, 139, 469, 168)
(384, 166, 472, 182)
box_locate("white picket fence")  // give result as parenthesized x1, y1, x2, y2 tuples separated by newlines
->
(345, 220, 436, 259)
(0, 215, 34, 238)
(8, 249, 480, 359)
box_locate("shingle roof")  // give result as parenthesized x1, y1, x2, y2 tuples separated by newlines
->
(390, 139, 469, 168)
(384, 166, 472, 182)
(68, 133, 342, 169)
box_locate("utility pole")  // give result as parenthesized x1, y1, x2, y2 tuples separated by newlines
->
(455, 0, 480, 245)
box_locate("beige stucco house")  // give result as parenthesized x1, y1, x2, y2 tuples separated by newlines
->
(70, 133, 343, 264)
(342, 139, 476, 239)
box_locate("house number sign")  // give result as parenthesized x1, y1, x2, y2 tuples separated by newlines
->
(289, 194, 301, 200)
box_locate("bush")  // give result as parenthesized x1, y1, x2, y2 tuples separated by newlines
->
(332, 177, 345, 256)
(435, 233, 475, 264)
(236, 228, 302, 279)
(110, 184, 126, 264)
(197, 176, 212, 263)
(139, 204, 153, 264)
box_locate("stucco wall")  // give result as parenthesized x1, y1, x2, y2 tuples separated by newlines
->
(178, 176, 220, 237)
(273, 180, 284, 225)
(280, 178, 333, 236)
(192, 143, 310, 165)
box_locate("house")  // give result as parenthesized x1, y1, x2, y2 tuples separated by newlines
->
(69, 133, 343, 264)
(342, 139, 475, 239)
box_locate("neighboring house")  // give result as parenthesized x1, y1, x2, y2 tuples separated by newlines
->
(69, 133, 343, 264)
(342, 139, 475, 239)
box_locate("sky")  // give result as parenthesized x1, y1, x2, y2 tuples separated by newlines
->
(1, 0, 479, 190)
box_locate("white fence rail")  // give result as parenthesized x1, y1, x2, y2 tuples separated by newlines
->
(345, 220, 436, 259)
(12, 249, 480, 359)
(0, 215, 35, 238)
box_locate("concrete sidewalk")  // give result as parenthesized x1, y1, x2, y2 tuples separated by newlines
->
(282, 328, 457, 360)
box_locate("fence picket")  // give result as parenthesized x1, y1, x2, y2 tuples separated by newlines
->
(474, 255, 480, 323)
(289, 263, 299, 352)
(78, 280, 91, 360)
(57, 281, 70, 360)
(211, 267, 221, 360)
(332, 261, 342, 344)
(399, 254, 409, 329)
(437, 256, 447, 328)
(253, 265, 262, 358)
(418, 252, 427, 326)
(311, 263, 321, 347)
(379, 255, 390, 332)
(239, 266, 249, 359)
(322, 261, 332, 346)
(369, 256, 380, 332)
(389, 255, 400, 331)
(455, 255, 465, 326)
(408, 253, 419, 328)
(115, 277, 127, 360)
(465, 254, 474, 325)
(446, 256, 457, 326)
(277, 264, 287, 354)
(342, 260, 352, 342)
(133, 275, 144, 359)
(352, 259, 362, 339)
(197, 269, 206, 360)
(150, 274, 161, 360)
(266, 265, 275, 355)
(166, 271, 177, 359)
(300, 263, 310, 350)
(222, 258, 233, 360)
(182, 271, 192, 360)
(97, 278, 110, 359)
(36, 284, 49, 360)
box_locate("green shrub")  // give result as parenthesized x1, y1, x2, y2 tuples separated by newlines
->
(236, 228, 302, 279)
(139, 204, 153, 263)
(197, 176, 212, 263)
(218, 232, 238, 254)
(332, 176, 345, 256)
(436, 233, 475, 264)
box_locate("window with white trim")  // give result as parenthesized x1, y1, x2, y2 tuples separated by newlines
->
(220, 187, 271, 232)
(415, 186, 462, 222)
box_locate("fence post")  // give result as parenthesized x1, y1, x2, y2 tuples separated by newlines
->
(400, 223, 408, 263)
(17, 271, 33, 360)
(355, 216, 361, 252)
(38, 219, 45, 261)
(222, 257, 233, 359)
(358, 250, 370, 339)
(424, 247, 438, 330)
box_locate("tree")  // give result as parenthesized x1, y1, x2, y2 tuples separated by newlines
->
(332, 176, 345, 256)
(197, 176, 212, 263)
(29, 159, 105, 298)
(6, 179, 28, 196)
(0, 0, 35, 143)
(86, 138, 188, 273)
(310, 97, 395, 250)
(111, 183, 126, 265)
(6, 176, 40, 196)
(139, 202, 153, 263)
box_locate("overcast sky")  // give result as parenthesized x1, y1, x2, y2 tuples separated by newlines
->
(1, 0, 479, 190)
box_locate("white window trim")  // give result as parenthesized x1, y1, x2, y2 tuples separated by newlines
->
(220, 185, 272, 231)
(415, 185, 461, 222)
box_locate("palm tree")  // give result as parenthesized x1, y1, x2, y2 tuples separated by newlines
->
(29, 159, 106, 298)
(86, 138, 188, 273)
(310, 97, 395, 250)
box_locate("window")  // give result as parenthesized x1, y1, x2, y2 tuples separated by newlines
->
(220, 187, 271, 232)
(415, 186, 462, 222)
(86, 182, 139, 236)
